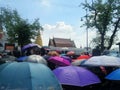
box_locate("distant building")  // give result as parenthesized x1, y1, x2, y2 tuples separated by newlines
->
(48, 37, 76, 48)
(0, 25, 11, 52)
(48, 37, 87, 55)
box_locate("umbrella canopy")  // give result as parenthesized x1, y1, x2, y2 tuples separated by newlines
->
(24, 55, 47, 65)
(66, 51, 75, 56)
(60, 56, 72, 63)
(71, 59, 87, 66)
(53, 66, 101, 87)
(0, 62, 62, 90)
(82, 55, 120, 67)
(1, 55, 17, 62)
(22, 43, 41, 51)
(105, 68, 120, 80)
(48, 56, 71, 66)
(17, 56, 28, 62)
(77, 55, 91, 60)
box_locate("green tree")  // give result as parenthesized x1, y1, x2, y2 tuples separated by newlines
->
(0, 7, 43, 47)
(90, 35, 118, 48)
(81, 0, 120, 51)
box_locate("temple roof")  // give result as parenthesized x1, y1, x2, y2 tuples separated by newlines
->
(48, 37, 76, 47)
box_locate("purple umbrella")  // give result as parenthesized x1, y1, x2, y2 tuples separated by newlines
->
(53, 66, 101, 87)
(48, 56, 71, 66)
(22, 43, 41, 51)
(61, 56, 72, 63)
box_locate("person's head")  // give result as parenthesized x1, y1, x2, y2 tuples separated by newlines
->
(48, 51, 59, 56)
(84, 52, 89, 55)
(40, 47, 46, 56)
(96, 46, 99, 49)
(55, 50, 61, 54)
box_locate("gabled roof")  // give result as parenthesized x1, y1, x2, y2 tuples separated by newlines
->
(48, 37, 76, 47)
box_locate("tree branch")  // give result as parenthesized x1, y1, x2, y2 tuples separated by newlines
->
(108, 17, 120, 49)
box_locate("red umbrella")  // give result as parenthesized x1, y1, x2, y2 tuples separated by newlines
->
(77, 55, 91, 60)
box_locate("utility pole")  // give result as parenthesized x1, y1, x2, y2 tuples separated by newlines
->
(85, 0, 89, 52)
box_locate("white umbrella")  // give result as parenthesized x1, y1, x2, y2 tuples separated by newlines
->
(25, 55, 47, 65)
(82, 55, 120, 67)
(1, 55, 17, 62)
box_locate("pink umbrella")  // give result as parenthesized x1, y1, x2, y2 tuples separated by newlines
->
(48, 56, 71, 66)
(67, 51, 75, 56)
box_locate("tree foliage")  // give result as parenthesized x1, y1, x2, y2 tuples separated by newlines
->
(81, 0, 120, 51)
(0, 7, 43, 47)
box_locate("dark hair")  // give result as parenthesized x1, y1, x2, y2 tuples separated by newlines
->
(96, 46, 99, 49)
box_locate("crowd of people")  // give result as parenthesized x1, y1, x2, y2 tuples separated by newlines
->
(0, 45, 120, 90)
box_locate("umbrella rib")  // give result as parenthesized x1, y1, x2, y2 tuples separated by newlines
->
(27, 63, 33, 90)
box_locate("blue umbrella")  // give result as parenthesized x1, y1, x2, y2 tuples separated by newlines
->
(105, 68, 120, 80)
(17, 56, 28, 62)
(0, 62, 62, 90)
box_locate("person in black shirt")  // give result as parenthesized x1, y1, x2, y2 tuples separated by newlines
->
(92, 46, 101, 56)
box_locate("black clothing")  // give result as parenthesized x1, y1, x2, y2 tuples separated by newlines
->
(92, 48, 101, 56)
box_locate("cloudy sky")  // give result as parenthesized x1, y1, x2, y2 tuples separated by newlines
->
(0, 0, 97, 48)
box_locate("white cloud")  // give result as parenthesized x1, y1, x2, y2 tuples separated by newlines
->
(43, 22, 73, 38)
(41, 0, 51, 7)
(42, 21, 96, 48)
